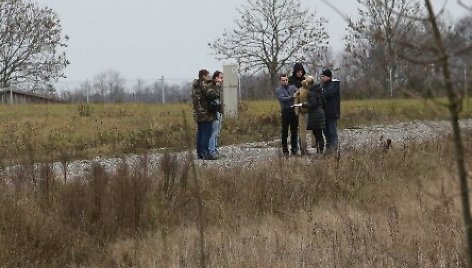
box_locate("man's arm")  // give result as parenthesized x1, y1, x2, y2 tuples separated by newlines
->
(276, 88, 294, 102)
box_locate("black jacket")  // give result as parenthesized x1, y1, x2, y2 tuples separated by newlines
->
(288, 63, 306, 89)
(322, 79, 340, 119)
(302, 84, 326, 130)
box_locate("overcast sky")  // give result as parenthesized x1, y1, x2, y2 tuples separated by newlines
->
(38, 0, 467, 87)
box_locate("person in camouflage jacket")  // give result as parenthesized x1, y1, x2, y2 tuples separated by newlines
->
(192, 69, 219, 159)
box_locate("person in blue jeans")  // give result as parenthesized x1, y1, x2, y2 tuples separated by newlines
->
(208, 70, 223, 158)
(320, 69, 341, 153)
(191, 69, 219, 160)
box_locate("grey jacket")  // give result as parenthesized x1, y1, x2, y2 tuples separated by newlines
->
(276, 84, 297, 110)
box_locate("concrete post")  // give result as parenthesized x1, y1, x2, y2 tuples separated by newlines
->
(222, 64, 239, 117)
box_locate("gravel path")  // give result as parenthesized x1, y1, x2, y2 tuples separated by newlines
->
(6, 119, 472, 180)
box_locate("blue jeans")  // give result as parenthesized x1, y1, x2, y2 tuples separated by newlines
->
(196, 121, 213, 159)
(208, 112, 222, 156)
(324, 118, 338, 152)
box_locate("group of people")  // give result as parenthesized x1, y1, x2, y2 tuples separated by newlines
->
(191, 69, 224, 160)
(191, 63, 340, 160)
(276, 63, 340, 156)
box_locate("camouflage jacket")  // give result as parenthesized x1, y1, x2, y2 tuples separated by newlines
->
(191, 79, 220, 122)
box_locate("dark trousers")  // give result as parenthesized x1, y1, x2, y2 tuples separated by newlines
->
(281, 109, 298, 154)
(312, 129, 324, 154)
(324, 118, 338, 152)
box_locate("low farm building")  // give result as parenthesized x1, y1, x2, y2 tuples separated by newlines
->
(0, 88, 63, 104)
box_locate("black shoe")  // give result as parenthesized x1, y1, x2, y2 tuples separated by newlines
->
(203, 154, 218, 160)
(282, 149, 289, 158)
(301, 149, 311, 156)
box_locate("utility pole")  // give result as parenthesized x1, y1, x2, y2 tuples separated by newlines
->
(86, 83, 89, 103)
(161, 75, 166, 104)
(465, 65, 468, 100)
(465, 65, 469, 110)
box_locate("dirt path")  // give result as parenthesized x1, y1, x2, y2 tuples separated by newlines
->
(7, 119, 472, 180)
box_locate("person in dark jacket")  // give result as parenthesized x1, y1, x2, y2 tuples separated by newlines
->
(320, 69, 340, 153)
(192, 69, 219, 160)
(288, 62, 306, 89)
(276, 73, 299, 156)
(301, 83, 326, 154)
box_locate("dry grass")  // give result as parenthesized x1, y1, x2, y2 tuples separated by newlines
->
(1, 98, 471, 164)
(0, 129, 470, 267)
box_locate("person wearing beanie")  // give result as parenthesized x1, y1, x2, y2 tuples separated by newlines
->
(320, 68, 340, 153)
(321, 69, 332, 78)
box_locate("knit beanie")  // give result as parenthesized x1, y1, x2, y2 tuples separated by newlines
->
(321, 69, 332, 78)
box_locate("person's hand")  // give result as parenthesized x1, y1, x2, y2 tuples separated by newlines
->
(292, 91, 300, 98)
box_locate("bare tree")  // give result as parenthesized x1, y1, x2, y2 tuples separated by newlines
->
(93, 72, 108, 102)
(450, 14, 472, 98)
(360, 0, 472, 264)
(107, 71, 126, 102)
(82, 79, 92, 103)
(457, 0, 472, 11)
(422, 1, 472, 264)
(0, 0, 69, 89)
(344, 0, 423, 97)
(132, 79, 147, 102)
(209, 0, 329, 92)
(91, 70, 126, 102)
(325, 0, 472, 263)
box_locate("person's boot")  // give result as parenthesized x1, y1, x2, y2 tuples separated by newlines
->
(203, 153, 218, 160)
(301, 148, 311, 156)
(282, 148, 289, 157)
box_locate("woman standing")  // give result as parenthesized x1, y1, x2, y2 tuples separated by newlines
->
(301, 83, 326, 154)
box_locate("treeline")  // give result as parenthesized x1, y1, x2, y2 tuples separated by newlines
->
(59, 11, 471, 103)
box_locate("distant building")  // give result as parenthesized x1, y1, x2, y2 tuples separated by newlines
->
(0, 88, 64, 104)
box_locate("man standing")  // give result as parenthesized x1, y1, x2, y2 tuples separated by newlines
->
(276, 74, 299, 156)
(288, 62, 306, 89)
(208, 70, 223, 158)
(192, 69, 218, 160)
(320, 69, 341, 153)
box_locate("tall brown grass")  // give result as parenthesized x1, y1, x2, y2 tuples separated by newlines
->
(1, 98, 471, 164)
(0, 129, 470, 267)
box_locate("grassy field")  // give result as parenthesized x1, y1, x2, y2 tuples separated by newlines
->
(0, 132, 470, 267)
(0, 98, 471, 266)
(0, 98, 471, 164)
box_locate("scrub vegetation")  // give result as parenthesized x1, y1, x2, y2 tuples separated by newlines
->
(0, 99, 471, 266)
(0, 127, 471, 267)
(0, 98, 471, 165)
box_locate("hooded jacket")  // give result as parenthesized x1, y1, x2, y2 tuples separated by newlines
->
(288, 63, 306, 89)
